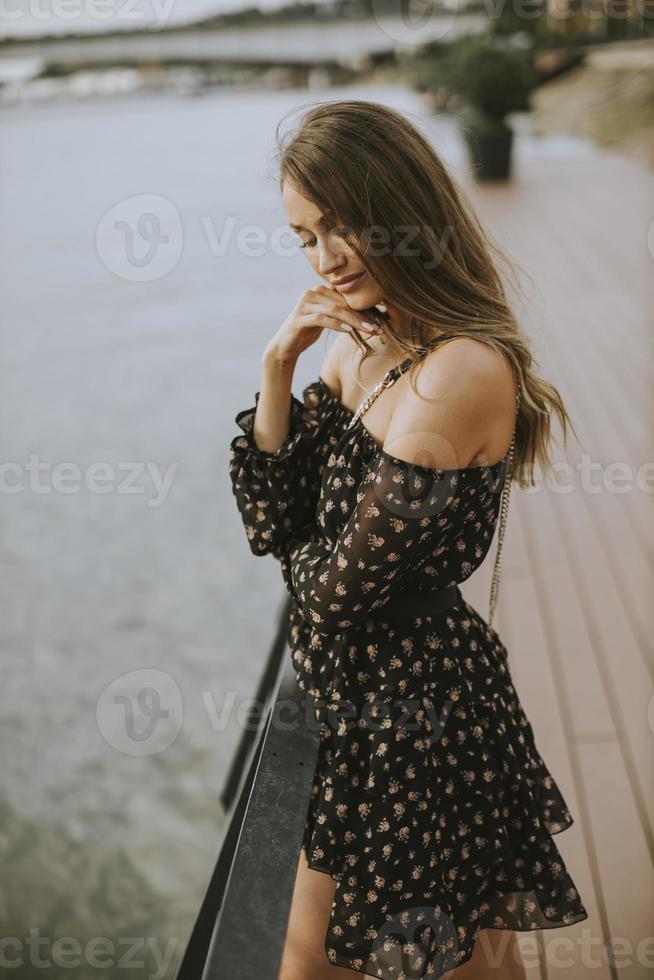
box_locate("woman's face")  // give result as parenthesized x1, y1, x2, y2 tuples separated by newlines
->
(282, 181, 383, 311)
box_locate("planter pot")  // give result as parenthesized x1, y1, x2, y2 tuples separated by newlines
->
(461, 118, 514, 181)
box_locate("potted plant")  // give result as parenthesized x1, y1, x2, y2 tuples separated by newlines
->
(434, 33, 536, 181)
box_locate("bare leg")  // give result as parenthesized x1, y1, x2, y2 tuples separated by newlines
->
(441, 928, 528, 980)
(277, 845, 356, 980)
(277, 848, 527, 980)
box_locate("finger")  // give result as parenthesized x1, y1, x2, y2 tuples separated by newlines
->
(297, 311, 377, 335)
(303, 304, 380, 335)
(304, 297, 380, 328)
(297, 313, 351, 334)
(311, 283, 352, 305)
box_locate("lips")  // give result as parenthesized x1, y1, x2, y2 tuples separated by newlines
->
(332, 272, 364, 287)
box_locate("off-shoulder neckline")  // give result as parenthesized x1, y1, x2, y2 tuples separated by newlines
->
(312, 377, 509, 477)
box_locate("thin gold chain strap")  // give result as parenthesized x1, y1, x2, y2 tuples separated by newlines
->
(346, 363, 406, 428)
(488, 382, 522, 629)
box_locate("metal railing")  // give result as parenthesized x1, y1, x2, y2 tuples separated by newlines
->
(175, 594, 320, 980)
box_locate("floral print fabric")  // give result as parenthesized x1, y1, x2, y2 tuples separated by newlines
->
(228, 370, 589, 978)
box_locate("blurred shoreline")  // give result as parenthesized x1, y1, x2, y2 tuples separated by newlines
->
(0, 0, 480, 42)
(532, 37, 654, 171)
(1, 6, 652, 172)
(0, 11, 489, 103)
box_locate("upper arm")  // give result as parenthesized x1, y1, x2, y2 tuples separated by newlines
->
(318, 332, 349, 400)
(383, 338, 515, 470)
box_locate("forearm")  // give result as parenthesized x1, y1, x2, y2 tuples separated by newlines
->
(252, 346, 298, 455)
(228, 349, 318, 556)
(275, 455, 449, 633)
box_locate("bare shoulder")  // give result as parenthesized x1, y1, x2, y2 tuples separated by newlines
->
(318, 332, 350, 399)
(417, 335, 514, 405)
(385, 336, 517, 470)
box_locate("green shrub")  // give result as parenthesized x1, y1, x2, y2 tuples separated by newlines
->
(436, 33, 537, 122)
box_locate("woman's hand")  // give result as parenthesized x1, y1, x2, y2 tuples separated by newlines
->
(251, 285, 382, 456)
(263, 284, 382, 367)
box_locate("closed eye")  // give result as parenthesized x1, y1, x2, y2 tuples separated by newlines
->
(295, 227, 351, 251)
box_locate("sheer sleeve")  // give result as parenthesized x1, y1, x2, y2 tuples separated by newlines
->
(227, 380, 348, 557)
(276, 452, 472, 633)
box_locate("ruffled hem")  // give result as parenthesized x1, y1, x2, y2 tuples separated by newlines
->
(296, 642, 589, 979)
(304, 759, 579, 887)
(232, 389, 309, 461)
(306, 844, 589, 979)
(302, 757, 589, 979)
(231, 377, 352, 462)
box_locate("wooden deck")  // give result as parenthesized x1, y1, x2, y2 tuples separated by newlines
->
(457, 147, 654, 978)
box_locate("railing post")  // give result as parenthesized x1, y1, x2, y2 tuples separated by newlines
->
(176, 595, 321, 980)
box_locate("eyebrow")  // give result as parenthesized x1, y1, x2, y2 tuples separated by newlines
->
(289, 214, 331, 232)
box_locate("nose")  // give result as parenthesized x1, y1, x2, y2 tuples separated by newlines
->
(316, 233, 347, 277)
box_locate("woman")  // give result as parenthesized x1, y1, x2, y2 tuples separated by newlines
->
(228, 100, 589, 979)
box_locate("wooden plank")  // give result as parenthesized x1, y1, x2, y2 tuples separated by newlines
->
(500, 496, 611, 979)
(536, 484, 654, 845)
(525, 298, 654, 677)
(461, 147, 654, 978)
(551, 355, 654, 562)
(577, 738, 654, 980)
(470, 159, 654, 570)
(511, 491, 614, 741)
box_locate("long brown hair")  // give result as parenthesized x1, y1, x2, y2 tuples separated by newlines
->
(274, 99, 578, 489)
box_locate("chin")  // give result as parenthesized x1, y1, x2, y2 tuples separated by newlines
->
(344, 287, 382, 310)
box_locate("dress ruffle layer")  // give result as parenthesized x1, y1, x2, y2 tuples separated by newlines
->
(293, 601, 588, 977)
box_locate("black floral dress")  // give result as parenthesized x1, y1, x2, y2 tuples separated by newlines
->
(228, 354, 589, 979)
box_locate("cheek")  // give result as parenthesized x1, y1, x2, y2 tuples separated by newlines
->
(345, 240, 364, 263)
